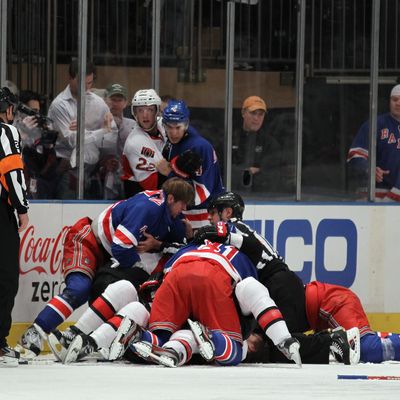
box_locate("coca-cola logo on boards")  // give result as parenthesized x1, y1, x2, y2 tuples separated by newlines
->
(19, 225, 70, 275)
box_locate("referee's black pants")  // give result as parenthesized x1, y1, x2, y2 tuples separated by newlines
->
(0, 200, 20, 347)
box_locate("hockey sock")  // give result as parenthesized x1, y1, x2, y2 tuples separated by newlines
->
(76, 280, 137, 334)
(163, 330, 197, 366)
(35, 273, 91, 333)
(211, 331, 242, 366)
(235, 277, 290, 345)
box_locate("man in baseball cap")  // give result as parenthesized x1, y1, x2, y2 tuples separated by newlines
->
(106, 83, 128, 100)
(231, 94, 281, 193)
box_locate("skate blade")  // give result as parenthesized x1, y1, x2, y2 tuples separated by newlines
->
(132, 342, 177, 368)
(47, 333, 67, 363)
(63, 336, 83, 364)
(109, 317, 136, 361)
(187, 319, 214, 361)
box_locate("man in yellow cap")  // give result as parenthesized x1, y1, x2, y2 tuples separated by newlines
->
(232, 95, 282, 194)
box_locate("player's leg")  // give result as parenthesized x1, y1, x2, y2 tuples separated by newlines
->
(235, 277, 301, 365)
(19, 272, 91, 357)
(361, 332, 400, 363)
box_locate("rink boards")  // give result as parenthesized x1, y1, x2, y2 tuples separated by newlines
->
(10, 201, 400, 339)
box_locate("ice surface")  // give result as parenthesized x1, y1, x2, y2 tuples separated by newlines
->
(2, 356, 400, 400)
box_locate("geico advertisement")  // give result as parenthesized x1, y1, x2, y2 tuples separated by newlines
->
(12, 202, 400, 322)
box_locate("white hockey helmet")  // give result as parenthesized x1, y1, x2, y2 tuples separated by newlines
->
(131, 89, 161, 114)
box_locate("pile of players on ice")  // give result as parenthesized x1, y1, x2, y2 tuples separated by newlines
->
(11, 92, 400, 367)
(14, 188, 400, 368)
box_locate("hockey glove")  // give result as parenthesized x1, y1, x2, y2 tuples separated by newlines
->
(192, 221, 230, 244)
(138, 271, 164, 304)
(170, 149, 202, 178)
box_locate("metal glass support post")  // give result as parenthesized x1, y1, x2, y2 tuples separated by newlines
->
(224, 1, 235, 191)
(77, 0, 88, 199)
(368, 0, 380, 202)
(151, 0, 161, 92)
(0, 0, 7, 86)
(294, 0, 306, 201)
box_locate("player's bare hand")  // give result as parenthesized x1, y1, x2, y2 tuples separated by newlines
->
(376, 167, 390, 183)
(18, 213, 29, 233)
(155, 158, 171, 176)
(137, 231, 162, 253)
(246, 333, 264, 353)
(182, 218, 193, 240)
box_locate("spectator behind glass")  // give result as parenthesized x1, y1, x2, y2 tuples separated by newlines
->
(347, 84, 400, 201)
(160, 94, 176, 113)
(14, 90, 60, 199)
(101, 83, 136, 199)
(47, 59, 118, 199)
(232, 96, 282, 195)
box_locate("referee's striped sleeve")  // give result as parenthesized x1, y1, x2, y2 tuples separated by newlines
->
(0, 123, 29, 213)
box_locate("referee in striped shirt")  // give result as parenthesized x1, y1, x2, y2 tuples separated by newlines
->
(0, 87, 29, 366)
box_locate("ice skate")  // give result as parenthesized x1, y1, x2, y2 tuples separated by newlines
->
(187, 319, 215, 361)
(131, 341, 181, 368)
(109, 316, 143, 361)
(278, 336, 302, 367)
(330, 326, 360, 365)
(0, 346, 20, 367)
(48, 326, 81, 362)
(63, 333, 98, 364)
(17, 323, 47, 358)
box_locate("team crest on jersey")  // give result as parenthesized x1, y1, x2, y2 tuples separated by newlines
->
(380, 128, 389, 140)
(141, 147, 155, 158)
(388, 133, 396, 144)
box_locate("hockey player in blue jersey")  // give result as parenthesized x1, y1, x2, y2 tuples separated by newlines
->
(156, 99, 224, 228)
(347, 84, 400, 201)
(17, 177, 194, 358)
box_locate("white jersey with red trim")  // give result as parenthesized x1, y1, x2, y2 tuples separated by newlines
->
(121, 118, 166, 191)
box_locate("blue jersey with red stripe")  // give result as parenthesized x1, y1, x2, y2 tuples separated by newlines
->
(164, 241, 257, 281)
(97, 190, 186, 268)
(163, 125, 224, 209)
(347, 113, 400, 200)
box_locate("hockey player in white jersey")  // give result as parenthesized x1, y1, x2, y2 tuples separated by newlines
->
(121, 89, 167, 197)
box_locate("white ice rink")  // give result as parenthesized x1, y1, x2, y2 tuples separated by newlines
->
(2, 358, 400, 400)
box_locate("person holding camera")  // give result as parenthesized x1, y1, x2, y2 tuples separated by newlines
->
(232, 96, 282, 195)
(0, 87, 29, 366)
(14, 90, 59, 199)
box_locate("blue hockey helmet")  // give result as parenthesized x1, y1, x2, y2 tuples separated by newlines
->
(162, 99, 190, 125)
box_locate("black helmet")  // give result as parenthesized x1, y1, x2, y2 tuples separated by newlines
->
(0, 87, 18, 113)
(207, 191, 245, 220)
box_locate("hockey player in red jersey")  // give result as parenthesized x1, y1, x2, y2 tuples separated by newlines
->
(121, 89, 167, 197)
(305, 281, 400, 363)
(17, 178, 194, 358)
